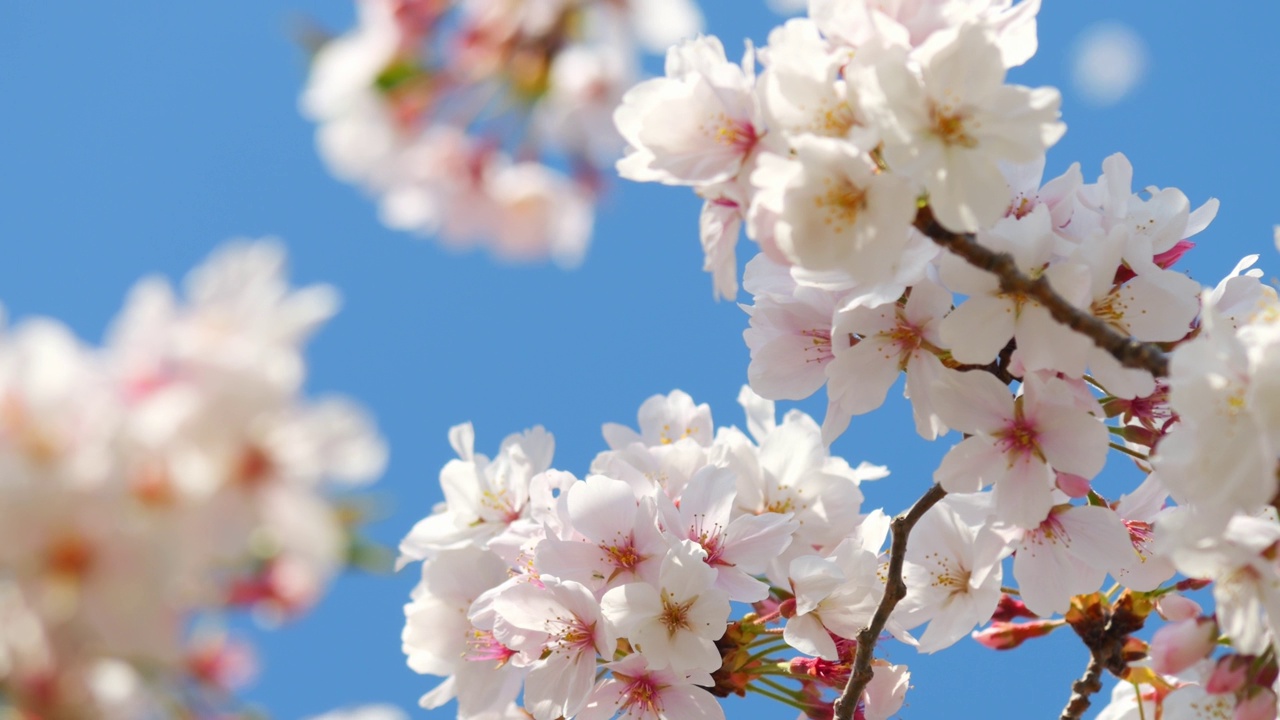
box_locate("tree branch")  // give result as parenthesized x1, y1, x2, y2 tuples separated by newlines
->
(913, 206, 1170, 378)
(832, 483, 948, 720)
(1058, 652, 1105, 720)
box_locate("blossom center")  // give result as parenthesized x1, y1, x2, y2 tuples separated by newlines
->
(465, 629, 517, 666)
(1026, 514, 1069, 548)
(691, 518, 729, 567)
(551, 617, 597, 655)
(1124, 519, 1154, 560)
(658, 423, 699, 445)
(478, 487, 522, 523)
(1090, 292, 1131, 333)
(619, 674, 665, 715)
(659, 592, 696, 637)
(813, 176, 867, 236)
(812, 100, 858, 136)
(995, 406, 1043, 463)
(713, 115, 759, 154)
(929, 102, 978, 148)
(922, 551, 971, 595)
(602, 537, 645, 573)
(800, 328, 834, 364)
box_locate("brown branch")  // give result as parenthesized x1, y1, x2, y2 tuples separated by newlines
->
(832, 483, 948, 720)
(913, 206, 1170, 378)
(1058, 652, 1105, 720)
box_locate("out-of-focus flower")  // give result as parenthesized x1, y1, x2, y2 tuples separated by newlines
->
(303, 0, 703, 267)
(0, 239, 386, 718)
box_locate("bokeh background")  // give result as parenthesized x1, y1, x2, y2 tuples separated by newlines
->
(1, 1, 1277, 717)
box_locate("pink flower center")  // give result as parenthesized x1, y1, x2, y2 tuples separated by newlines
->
(466, 629, 517, 666)
(551, 617, 597, 656)
(995, 415, 1042, 462)
(618, 673, 665, 715)
(601, 536, 648, 582)
(886, 319, 926, 368)
(715, 117, 760, 155)
(1026, 513, 1069, 547)
(1125, 520, 1155, 556)
(690, 517, 730, 567)
(478, 488, 523, 524)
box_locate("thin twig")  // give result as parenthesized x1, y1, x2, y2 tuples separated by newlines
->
(913, 206, 1170, 378)
(832, 483, 948, 720)
(1059, 652, 1105, 720)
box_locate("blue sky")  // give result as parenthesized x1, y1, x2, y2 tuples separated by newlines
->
(2, 1, 1278, 718)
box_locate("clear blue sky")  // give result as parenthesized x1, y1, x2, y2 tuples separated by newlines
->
(1, 2, 1277, 718)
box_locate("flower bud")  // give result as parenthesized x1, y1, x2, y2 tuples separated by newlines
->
(1234, 689, 1278, 720)
(1206, 655, 1252, 695)
(990, 594, 1038, 623)
(778, 597, 797, 619)
(1149, 617, 1217, 675)
(1156, 593, 1204, 622)
(1176, 577, 1213, 592)
(971, 620, 1059, 650)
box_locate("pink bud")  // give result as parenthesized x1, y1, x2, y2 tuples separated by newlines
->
(971, 620, 1059, 650)
(778, 597, 797, 619)
(1055, 472, 1092, 498)
(1156, 593, 1204, 622)
(990, 594, 1038, 623)
(1206, 656, 1252, 695)
(1234, 689, 1278, 720)
(1149, 617, 1217, 675)
(1176, 577, 1213, 592)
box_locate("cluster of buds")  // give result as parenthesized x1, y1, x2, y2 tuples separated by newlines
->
(301, 0, 702, 266)
(0, 242, 386, 718)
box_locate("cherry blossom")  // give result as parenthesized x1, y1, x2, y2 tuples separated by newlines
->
(578, 653, 724, 720)
(931, 370, 1108, 527)
(867, 23, 1065, 232)
(600, 539, 731, 673)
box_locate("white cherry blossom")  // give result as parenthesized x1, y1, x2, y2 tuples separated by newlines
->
(600, 540, 730, 672)
(749, 137, 917, 284)
(868, 23, 1065, 232)
(899, 499, 1004, 652)
(614, 35, 762, 187)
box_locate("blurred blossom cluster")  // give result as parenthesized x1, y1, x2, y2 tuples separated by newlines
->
(300, 0, 702, 267)
(0, 242, 387, 718)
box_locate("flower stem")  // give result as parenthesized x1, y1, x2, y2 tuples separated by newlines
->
(1109, 442, 1149, 461)
(746, 682, 809, 711)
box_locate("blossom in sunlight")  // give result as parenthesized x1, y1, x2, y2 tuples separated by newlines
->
(399, 388, 898, 719)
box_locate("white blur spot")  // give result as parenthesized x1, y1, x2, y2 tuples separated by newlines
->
(767, 0, 807, 15)
(1070, 22, 1149, 107)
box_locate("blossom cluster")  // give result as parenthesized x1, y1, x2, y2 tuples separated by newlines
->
(301, 0, 701, 266)
(399, 388, 922, 719)
(0, 241, 387, 718)
(613, 0, 1280, 717)
(615, 0, 1053, 299)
